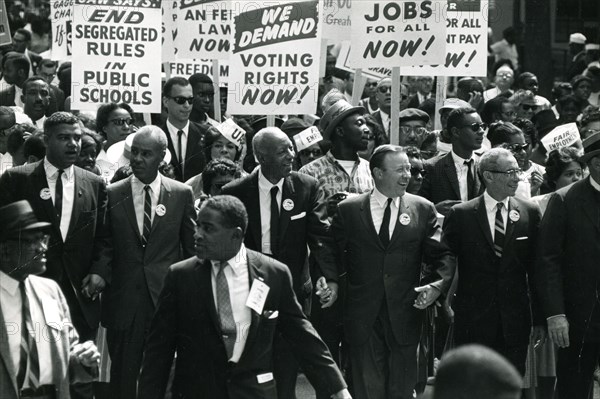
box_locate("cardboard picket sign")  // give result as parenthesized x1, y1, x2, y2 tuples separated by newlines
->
(401, 0, 489, 77)
(217, 118, 246, 149)
(50, 0, 72, 60)
(170, 59, 230, 85)
(322, 0, 351, 43)
(71, 0, 162, 113)
(0, 1, 11, 47)
(348, 0, 446, 68)
(293, 126, 323, 151)
(336, 42, 392, 81)
(229, 0, 322, 115)
(541, 123, 581, 152)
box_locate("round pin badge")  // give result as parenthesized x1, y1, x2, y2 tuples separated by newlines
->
(399, 213, 411, 225)
(509, 210, 520, 222)
(282, 199, 294, 212)
(40, 188, 52, 200)
(156, 204, 166, 217)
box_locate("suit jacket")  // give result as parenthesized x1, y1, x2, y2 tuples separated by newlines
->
(0, 275, 95, 399)
(0, 84, 62, 114)
(331, 192, 455, 346)
(0, 161, 111, 330)
(443, 195, 542, 347)
(418, 151, 483, 205)
(101, 175, 196, 330)
(160, 120, 209, 182)
(221, 170, 337, 301)
(535, 178, 600, 341)
(137, 250, 346, 399)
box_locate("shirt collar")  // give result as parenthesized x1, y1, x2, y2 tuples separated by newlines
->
(258, 168, 284, 193)
(372, 187, 401, 208)
(451, 150, 472, 165)
(211, 244, 247, 276)
(44, 157, 74, 179)
(590, 175, 600, 192)
(0, 270, 20, 296)
(131, 173, 162, 194)
(167, 119, 189, 136)
(483, 190, 510, 212)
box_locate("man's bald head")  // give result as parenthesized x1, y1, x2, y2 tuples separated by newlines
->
(252, 127, 290, 157)
(434, 345, 522, 399)
(133, 125, 168, 152)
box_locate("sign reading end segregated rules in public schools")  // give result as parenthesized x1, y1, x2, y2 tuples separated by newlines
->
(71, 0, 162, 113)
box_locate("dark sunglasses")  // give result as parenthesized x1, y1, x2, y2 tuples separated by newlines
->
(110, 117, 133, 126)
(410, 167, 427, 177)
(462, 122, 488, 131)
(300, 149, 323, 157)
(521, 104, 538, 111)
(507, 143, 530, 152)
(168, 96, 194, 105)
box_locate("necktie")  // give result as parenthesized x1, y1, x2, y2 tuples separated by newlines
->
(216, 261, 236, 360)
(17, 281, 39, 390)
(270, 186, 280, 256)
(465, 160, 474, 199)
(54, 169, 64, 220)
(177, 130, 185, 177)
(493, 202, 505, 258)
(379, 198, 392, 246)
(142, 185, 152, 247)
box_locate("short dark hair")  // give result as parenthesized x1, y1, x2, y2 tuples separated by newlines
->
(81, 128, 104, 156)
(95, 103, 124, 138)
(199, 195, 248, 233)
(369, 144, 405, 173)
(420, 130, 438, 149)
(513, 118, 538, 146)
(517, 72, 537, 89)
(14, 28, 31, 42)
(38, 58, 57, 70)
(491, 59, 515, 76)
(363, 113, 388, 148)
(481, 96, 511, 124)
(557, 94, 580, 110)
(446, 107, 477, 131)
(204, 126, 241, 162)
(545, 147, 585, 189)
(22, 76, 48, 92)
(5, 55, 30, 76)
(43, 112, 80, 137)
(189, 73, 213, 87)
(23, 134, 46, 159)
(163, 77, 190, 98)
(487, 122, 523, 147)
(7, 129, 28, 155)
(202, 158, 242, 194)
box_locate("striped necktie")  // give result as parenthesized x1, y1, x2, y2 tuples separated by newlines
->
(142, 185, 152, 247)
(17, 281, 40, 390)
(216, 261, 236, 359)
(493, 202, 505, 258)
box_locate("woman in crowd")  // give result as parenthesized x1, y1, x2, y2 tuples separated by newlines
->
(556, 94, 582, 124)
(194, 158, 242, 209)
(360, 114, 387, 160)
(481, 96, 516, 125)
(570, 74, 593, 112)
(419, 131, 439, 160)
(580, 105, 600, 138)
(76, 128, 104, 175)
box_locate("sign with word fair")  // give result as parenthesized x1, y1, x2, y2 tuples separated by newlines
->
(72, 0, 162, 112)
(541, 123, 581, 152)
(349, 0, 446, 68)
(401, 0, 488, 76)
(229, 0, 321, 115)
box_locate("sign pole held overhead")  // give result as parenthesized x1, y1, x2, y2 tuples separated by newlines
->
(390, 67, 401, 146)
(212, 59, 222, 122)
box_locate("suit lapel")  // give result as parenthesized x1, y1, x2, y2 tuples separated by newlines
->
(389, 196, 409, 245)
(579, 179, 600, 232)
(504, 198, 519, 244)
(66, 168, 83, 240)
(32, 162, 62, 239)
(121, 177, 142, 244)
(360, 193, 383, 249)
(163, 124, 183, 177)
(475, 196, 495, 251)
(236, 251, 263, 368)
(278, 176, 296, 240)
(443, 153, 461, 200)
(150, 177, 172, 235)
(0, 294, 18, 396)
(196, 259, 222, 338)
(246, 172, 263, 248)
(185, 124, 200, 165)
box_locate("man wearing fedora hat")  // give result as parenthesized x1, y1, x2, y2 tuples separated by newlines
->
(0, 200, 101, 399)
(535, 132, 600, 398)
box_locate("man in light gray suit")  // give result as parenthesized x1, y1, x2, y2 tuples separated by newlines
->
(101, 126, 196, 398)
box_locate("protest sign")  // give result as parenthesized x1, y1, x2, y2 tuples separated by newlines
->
(541, 123, 581, 152)
(174, 0, 232, 60)
(217, 118, 246, 148)
(401, 0, 488, 76)
(336, 41, 392, 81)
(162, 0, 176, 61)
(170, 59, 229, 84)
(72, 0, 162, 113)
(0, 1, 12, 46)
(229, 0, 321, 115)
(349, 0, 446, 68)
(293, 126, 322, 151)
(322, 0, 351, 43)
(50, 0, 73, 60)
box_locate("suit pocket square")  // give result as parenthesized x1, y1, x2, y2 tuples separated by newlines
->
(516, 236, 528, 240)
(290, 212, 306, 220)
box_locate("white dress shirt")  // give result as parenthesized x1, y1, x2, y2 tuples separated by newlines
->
(33, 115, 46, 130)
(166, 119, 189, 163)
(417, 92, 431, 105)
(210, 244, 252, 363)
(0, 272, 52, 385)
(370, 187, 400, 238)
(258, 169, 283, 255)
(44, 158, 74, 241)
(451, 151, 476, 202)
(483, 191, 509, 240)
(131, 174, 161, 237)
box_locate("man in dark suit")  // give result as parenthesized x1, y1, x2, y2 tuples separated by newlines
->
(535, 133, 600, 399)
(371, 77, 392, 137)
(36, 58, 66, 112)
(11, 29, 42, 74)
(160, 77, 209, 181)
(442, 148, 543, 375)
(137, 195, 351, 399)
(0, 200, 101, 399)
(419, 106, 485, 216)
(222, 127, 337, 398)
(0, 54, 29, 108)
(101, 126, 195, 398)
(20, 76, 50, 128)
(406, 76, 434, 109)
(331, 145, 455, 399)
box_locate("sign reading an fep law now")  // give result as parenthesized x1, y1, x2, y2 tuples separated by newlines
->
(349, 0, 446, 68)
(401, 0, 488, 77)
(228, 0, 321, 115)
(71, 0, 162, 112)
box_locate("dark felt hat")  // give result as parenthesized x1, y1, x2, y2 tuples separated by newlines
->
(399, 108, 430, 124)
(319, 100, 365, 140)
(580, 132, 600, 163)
(0, 200, 51, 241)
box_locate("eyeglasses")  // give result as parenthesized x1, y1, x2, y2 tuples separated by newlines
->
(377, 86, 392, 94)
(299, 149, 323, 157)
(410, 167, 427, 177)
(461, 122, 488, 131)
(399, 126, 428, 136)
(487, 169, 523, 178)
(497, 73, 513, 79)
(110, 117, 133, 126)
(506, 143, 530, 152)
(168, 96, 194, 105)
(521, 104, 538, 111)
